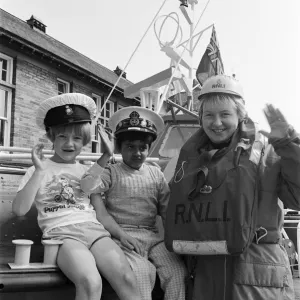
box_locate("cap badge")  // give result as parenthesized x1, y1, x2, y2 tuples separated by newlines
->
(129, 111, 140, 126)
(140, 119, 147, 127)
(65, 105, 73, 115)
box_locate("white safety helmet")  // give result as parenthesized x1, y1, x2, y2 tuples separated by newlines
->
(198, 75, 244, 100)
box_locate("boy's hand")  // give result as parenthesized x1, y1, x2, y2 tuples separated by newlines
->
(98, 124, 115, 156)
(119, 232, 143, 256)
(32, 144, 47, 171)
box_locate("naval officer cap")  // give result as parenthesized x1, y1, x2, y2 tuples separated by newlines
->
(108, 106, 164, 140)
(36, 93, 97, 129)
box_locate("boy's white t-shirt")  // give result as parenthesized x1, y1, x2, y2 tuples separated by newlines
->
(18, 159, 100, 234)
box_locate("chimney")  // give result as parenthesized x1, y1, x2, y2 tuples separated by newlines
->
(114, 66, 126, 79)
(26, 15, 47, 33)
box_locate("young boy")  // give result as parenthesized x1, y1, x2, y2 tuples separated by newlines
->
(13, 93, 140, 300)
(81, 107, 187, 300)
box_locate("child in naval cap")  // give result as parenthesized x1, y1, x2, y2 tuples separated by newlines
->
(13, 93, 140, 300)
(81, 106, 187, 300)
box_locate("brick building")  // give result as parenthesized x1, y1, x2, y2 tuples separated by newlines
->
(0, 9, 138, 165)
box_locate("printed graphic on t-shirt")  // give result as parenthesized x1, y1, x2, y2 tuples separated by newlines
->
(43, 173, 87, 213)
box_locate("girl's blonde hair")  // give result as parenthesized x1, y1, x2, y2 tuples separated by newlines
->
(46, 122, 92, 146)
(198, 93, 247, 125)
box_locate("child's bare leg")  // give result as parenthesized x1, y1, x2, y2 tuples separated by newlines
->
(90, 237, 140, 300)
(57, 239, 102, 300)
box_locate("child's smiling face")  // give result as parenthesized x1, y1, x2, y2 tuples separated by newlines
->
(48, 122, 91, 164)
(120, 140, 149, 170)
(51, 130, 84, 164)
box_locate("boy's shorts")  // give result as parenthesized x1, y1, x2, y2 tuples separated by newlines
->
(43, 222, 111, 249)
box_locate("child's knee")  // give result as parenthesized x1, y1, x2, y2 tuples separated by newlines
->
(77, 273, 102, 294)
(122, 269, 138, 287)
(114, 263, 136, 284)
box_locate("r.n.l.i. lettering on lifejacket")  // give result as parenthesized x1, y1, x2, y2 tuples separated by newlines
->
(174, 200, 231, 224)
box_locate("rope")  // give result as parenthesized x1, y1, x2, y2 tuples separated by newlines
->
(96, 0, 169, 120)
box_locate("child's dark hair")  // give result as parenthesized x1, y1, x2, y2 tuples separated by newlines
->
(115, 131, 155, 151)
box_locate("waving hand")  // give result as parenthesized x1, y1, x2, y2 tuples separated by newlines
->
(259, 104, 289, 140)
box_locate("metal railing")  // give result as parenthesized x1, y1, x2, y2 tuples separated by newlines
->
(283, 210, 300, 278)
(0, 146, 159, 163)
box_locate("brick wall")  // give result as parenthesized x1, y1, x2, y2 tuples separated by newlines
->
(11, 58, 114, 153)
(13, 58, 57, 150)
(6, 55, 131, 168)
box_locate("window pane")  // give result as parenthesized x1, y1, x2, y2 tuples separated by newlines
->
(2, 59, 7, 70)
(106, 103, 110, 118)
(94, 125, 98, 139)
(101, 98, 104, 117)
(57, 82, 65, 94)
(0, 59, 7, 81)
(0, 119, 4, 146)
(0, 89, 8, 117)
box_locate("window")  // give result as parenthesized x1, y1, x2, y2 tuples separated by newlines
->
(91, 94, 117, 153)
(57, 78, 70, 95)
(0, 53, 13, 85)
(0, 86, 12, 146)
(0, 53, 13, 147)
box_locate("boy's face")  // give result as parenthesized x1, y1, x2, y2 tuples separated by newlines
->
(51, 130, 84, 164)
(120, 140, 149, 170)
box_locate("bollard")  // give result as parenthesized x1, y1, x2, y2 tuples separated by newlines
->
(12, 239, 34, 266)
(42, 240, 63, 265)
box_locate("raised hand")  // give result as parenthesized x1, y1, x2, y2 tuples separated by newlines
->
(97, 124, 115, 156)
(259, 104, 289, 140)
(31, 144, 47, 171)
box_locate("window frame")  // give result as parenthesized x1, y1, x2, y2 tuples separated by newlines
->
(0, 52, 14, 85)
(91, 94, 102, 153)
(0, 85, 12, 147)
(92, 94, 117, 153)
(57, 78, 70, 95)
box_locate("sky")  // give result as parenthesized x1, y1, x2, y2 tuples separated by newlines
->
(1, 0, 300, 131)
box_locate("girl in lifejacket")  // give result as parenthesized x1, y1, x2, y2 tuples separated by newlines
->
(165, 74, 300, 300)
